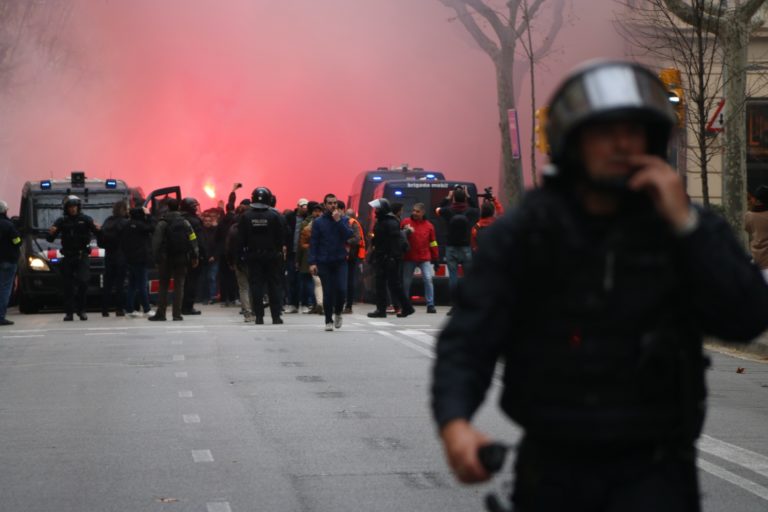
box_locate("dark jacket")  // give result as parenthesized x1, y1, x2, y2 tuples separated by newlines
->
(123, 210, 155, 265)
(238, 205, 284, 261)
(371, 212, 405, 261)
(98, 215, 130, 264)
(437, 200, 479, 247)
(47, 212, 99, 257)
(182, 212, 206, 261)
(308, 211, 353, 265)
(432, 187, 768, 445)
(0, 213, 21, 263)
(152, 211, 198, 264)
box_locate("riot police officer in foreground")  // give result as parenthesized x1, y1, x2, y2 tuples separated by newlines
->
(47, 195, 100, 321)
(239, 187, 285, 325)
(431, 61, 768, 511)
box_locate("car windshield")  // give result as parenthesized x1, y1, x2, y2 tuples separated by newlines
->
(31, 195, 125, 229)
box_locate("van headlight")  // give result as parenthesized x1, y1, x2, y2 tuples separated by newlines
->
(28, 256, 51, 271)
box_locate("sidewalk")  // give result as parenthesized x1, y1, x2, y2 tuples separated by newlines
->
(708, 331, 768, 359)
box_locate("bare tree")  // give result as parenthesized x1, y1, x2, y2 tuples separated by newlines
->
(616, 0, 728, 207)
(438, 0, 565, 203)
(662, 0, 768, 239)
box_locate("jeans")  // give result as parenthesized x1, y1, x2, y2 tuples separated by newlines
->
(126, 263, 150, 313)
(299, 272, 315, 307)
(316, 260, 347, 323)
(445, 246, 472, 298)
(402, 260, 434, 306)
(206, 260, 219, 302)
(345, 259, 360, 308)
(0, 261, 17, 320)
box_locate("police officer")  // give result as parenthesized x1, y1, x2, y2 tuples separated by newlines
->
(431, 61, 768, 512)
(238, 187, 285, 325)
(47, 195, 100, 321)
(0, 200, 22, 326)
(180, 197, 204, 316)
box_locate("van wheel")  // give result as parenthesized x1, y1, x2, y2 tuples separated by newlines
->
(18, 293, 39, 314)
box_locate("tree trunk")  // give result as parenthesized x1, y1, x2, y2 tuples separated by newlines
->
(721, 22, 749, 244)
(495, 51, 523, 205)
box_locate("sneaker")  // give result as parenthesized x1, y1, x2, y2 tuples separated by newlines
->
(148, 315, 166, 321)
(63, 314, 74, 321)
(284, 305, 298, 314)
(129, 311, 144, 318)
(334, 314, 342, 329)
(426, 305, 437, 314)
(146, 310, 156, 318)
(386, 305, 396, 314)
(367, 310, 387, 318)
(301, 306, 312, 314)
(244, 315, 254, 323)
(273, 317, 284, 325)
(342, 306, 353, 314)
(397, 306, 415, 318)
(0, 318, 14, 326)
(325, 322, 333, 331)
(78, 312, 88, 321)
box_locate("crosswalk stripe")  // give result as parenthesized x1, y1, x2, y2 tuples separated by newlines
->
(699, 435, 768, 479)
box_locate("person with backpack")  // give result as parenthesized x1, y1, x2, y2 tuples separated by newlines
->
(470, 190, 504, 253)
(0, 200, 21, 326)
(149, 198, 198, 321)
(436, 185, 479, 315)
(180, 197, 205, 316)
(98, 200, 130, 317)
(124, 205, 155, 317)
(367, 198, 414, 319)
(401, 202, 439, 314)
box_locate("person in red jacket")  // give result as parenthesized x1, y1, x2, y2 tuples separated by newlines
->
(470, 194, 504, 252)
(401, 202, 439, 313)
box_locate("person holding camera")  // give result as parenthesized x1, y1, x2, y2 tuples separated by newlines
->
(470, 187, 504, 253)
(435, 185, 479, 315)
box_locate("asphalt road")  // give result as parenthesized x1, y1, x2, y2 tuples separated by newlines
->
(0, 304, 767, 512)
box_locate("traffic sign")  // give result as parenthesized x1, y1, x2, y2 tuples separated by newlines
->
(707, 99, 725, 133)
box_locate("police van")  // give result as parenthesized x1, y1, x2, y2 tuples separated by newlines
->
(12, 172, 177, 313)
(346, 165, 445, 234)
(362, 179, 480, 305)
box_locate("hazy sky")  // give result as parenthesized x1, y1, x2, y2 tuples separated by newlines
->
(0, 0, 630, 212)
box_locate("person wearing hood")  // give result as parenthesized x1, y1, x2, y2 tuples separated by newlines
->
(367, 198, 414, 318)
(238, 187, 285, 325)
(436, 185, 479, 315)
(98, 199, 130, 317)
(0, 200, 21, 325)
(124, 205, 155, 317)
(47, 195, 100, 321)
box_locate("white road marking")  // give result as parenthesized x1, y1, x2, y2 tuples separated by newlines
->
(192, 450, 214, 462)
(178, 391, 194, 398)
(183, 414, 201, 424)
(699, 435, 768, 479)
(174, 372, 188, 378)
(399, 329, 436, 347)
(369, 321, 394, 326)
(173, 355, 185, 362)
(84, 332, 127, 336)
(377, 330, 434, 358)
(207, 502, 232, 512)
(2, 335, 45, 339)
(168, 330, 206, 334)
(698, 459, 768, 501)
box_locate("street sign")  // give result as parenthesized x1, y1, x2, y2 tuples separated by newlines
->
(707, 99, 725, 133)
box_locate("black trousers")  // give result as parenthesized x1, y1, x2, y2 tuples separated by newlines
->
(374, 257, 411, 312)
(345, 258, 360, 308)
(156, 258, 187, 319)
(59, 254, 90, 315)
(247, 255, 282, 320)
(182, 262, 202, 311)
(219, 262, 238, 303)
(102, 258, 127, 313)
(511, 437, 701, 512)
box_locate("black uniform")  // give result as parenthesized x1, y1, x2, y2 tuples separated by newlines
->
(238, 203, 284, 323)
(371, 210, 412, 316)
(181, 212, 205, 314)
(0, 212, 22, 323)
(48, 212, 99, 317)
(431, 187, 768, 512)
(98, 214, 129, 315)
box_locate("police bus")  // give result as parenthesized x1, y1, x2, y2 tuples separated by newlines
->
(362, 179, 480, 305)
(13, 172, 178, 313)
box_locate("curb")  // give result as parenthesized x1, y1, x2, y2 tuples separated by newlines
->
(707, 335, 768, 360)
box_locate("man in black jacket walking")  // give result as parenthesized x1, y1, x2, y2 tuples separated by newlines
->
(0, 200, 21, 325)
(431, 61, 768, 512)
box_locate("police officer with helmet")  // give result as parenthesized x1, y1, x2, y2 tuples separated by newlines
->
(47, 195, 100, 321)
(180, 197, 204, 315)
(239, 187, 285, 325)
(431, 61, 768, 511)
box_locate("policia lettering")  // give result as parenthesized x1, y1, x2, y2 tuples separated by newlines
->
(47, 195, 100, 320)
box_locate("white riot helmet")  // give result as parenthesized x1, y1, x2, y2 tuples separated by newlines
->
(546, 60, 677, 172)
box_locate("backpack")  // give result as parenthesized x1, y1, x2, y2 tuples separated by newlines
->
(165, 217, 195, 256)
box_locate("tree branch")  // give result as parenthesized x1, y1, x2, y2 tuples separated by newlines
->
(663, 0, 722, 34)
(439, 0, 501, 59)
